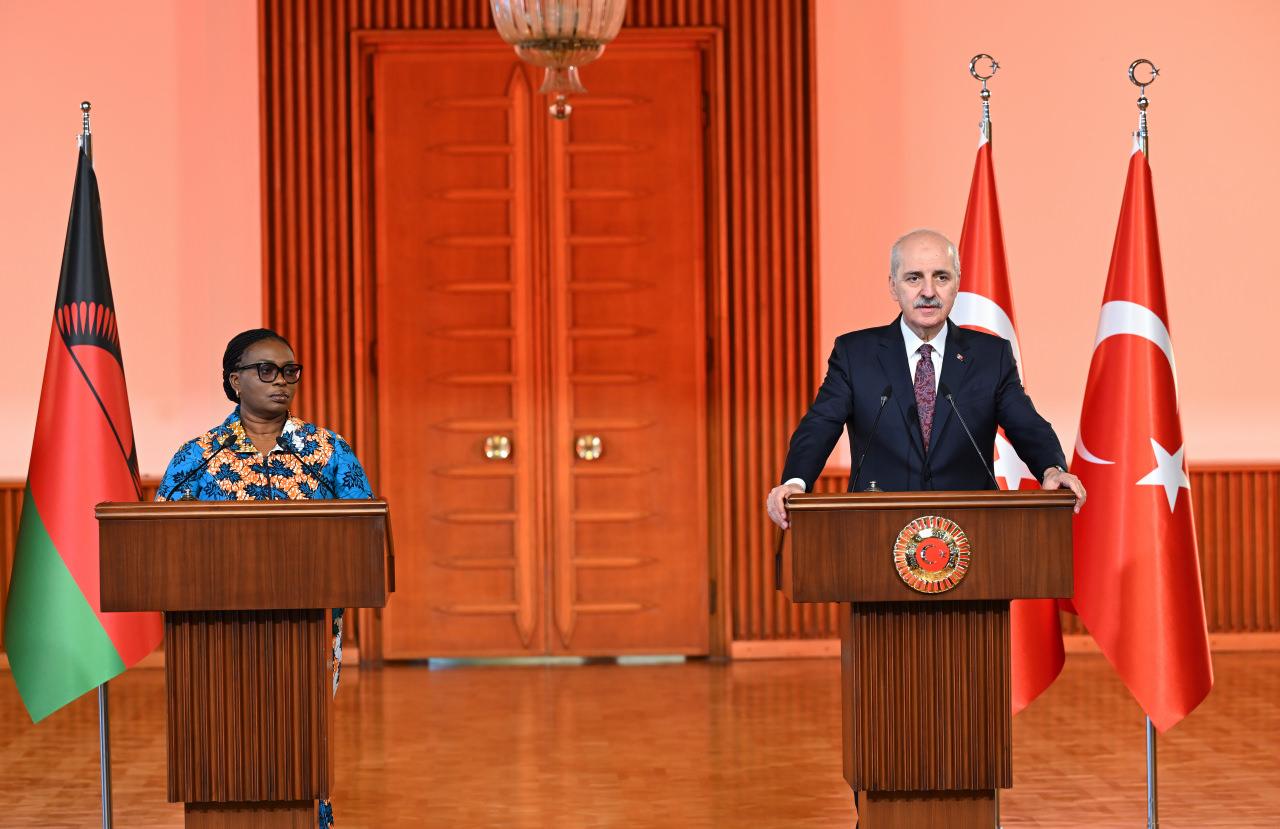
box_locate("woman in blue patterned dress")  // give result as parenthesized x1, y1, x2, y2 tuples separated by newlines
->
(157, 327, 369, 828)
(158, 328, 371, 502)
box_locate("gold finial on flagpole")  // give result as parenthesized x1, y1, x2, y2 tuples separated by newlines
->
(969, 54, 999, 142)
(80, 101, 93, 160)
(1129, 59, 1159, 156)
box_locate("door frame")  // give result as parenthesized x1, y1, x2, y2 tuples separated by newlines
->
(349, 27, 731, 658)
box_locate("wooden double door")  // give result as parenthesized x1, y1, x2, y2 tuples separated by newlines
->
(369, 33, 711, 657)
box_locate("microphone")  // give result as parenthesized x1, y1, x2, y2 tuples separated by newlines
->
(164, 433, 238, 501)
(851, 385, 893, 492)
(938, 383, 1000, 490)
(276, 435, 339, 498)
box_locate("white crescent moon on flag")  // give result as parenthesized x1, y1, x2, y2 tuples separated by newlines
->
(1076, 300, 1179, 466)
(950, 291, 1023, 379)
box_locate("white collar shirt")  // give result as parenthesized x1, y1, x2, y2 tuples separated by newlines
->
(901, 316, 946, 392)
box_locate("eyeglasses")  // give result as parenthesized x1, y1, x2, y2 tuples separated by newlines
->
(235, 362, 303, 383)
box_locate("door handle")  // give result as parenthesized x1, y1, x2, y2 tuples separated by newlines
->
(575, 434, 602, 461)
(484, 435, 512, 460)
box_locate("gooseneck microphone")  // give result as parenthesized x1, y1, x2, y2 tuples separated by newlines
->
(851, 385, 893, 492)
(938, 383, 1000, 490)
(275, 435, 339, 498)
(164, 433, 238, 501)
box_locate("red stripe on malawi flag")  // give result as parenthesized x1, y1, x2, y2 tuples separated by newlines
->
(3, 146, 161, 723)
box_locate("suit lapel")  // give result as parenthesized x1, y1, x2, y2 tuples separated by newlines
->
(876, 317, 924, 461)
(931, 320, 973, 451)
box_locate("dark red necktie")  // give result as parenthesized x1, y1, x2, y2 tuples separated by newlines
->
(914, 344, 936, 450)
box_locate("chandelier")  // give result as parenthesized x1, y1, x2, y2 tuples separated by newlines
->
(489, 0, 627, 119)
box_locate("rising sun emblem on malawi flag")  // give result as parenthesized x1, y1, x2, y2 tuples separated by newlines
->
(4, 146, 162, 722)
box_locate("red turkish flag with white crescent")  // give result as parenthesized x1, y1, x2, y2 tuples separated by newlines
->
(953, 132, 1064, 715)
(1070, 146, 1212, 732)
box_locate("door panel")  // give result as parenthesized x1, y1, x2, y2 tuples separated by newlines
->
(373, 37, 708, 657)
(548, 49, 709, 653)
(375, 51, 544, 656)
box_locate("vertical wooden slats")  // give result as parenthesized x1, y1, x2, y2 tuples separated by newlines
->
(165, 610, 330, 803)
(0, 484, 21, 645)
(845, 600, 1011, 791)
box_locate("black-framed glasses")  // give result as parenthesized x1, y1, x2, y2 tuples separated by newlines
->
(235, 361, 303, 383)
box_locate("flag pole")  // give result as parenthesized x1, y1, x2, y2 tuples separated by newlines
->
(968, 56, 1003, 828)
(1146, 716, 1158, 828)
(99, 683, 113, 829)
(1128, 61, 1163, 829)
(81, 99, 114, 829)
(969, 53, 999, 142)
(967, 59, 1008, 829)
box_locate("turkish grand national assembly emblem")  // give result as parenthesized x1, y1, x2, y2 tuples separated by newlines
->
(892, 516, 971, 593)
(3, 146, 161, 723)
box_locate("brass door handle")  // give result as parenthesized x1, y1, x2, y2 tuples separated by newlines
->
(484, 435, 512, 460)
(575, 435, 602, 461)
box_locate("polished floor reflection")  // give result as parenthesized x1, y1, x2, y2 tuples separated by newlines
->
(1, 652, 1276, 827)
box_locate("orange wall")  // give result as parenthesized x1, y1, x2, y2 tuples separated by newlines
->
(815, 0, 1278, 464)
(1, 2, 1272, 478)
(0, 0, 260, 478)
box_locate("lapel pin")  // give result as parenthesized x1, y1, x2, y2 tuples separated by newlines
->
(956, 353, 965, 361)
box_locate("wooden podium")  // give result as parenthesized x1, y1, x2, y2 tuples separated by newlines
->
(97, 499, 393, 829)
(781, 489, 1074, 828)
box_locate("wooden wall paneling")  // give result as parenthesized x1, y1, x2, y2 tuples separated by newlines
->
(703, 21, 732, 658)
(713, 0, 820, 650)
(0, 484, 22, 645)
(1192, 464, 1279, 632)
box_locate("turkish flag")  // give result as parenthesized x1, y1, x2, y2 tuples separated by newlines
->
(1070, 145, 1213, 732)
(953, 133, 1064, 714)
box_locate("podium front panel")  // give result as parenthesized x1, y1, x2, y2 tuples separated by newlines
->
(166, 610, 332, 804)
(840, 601, 1011, 792)
(98, 500, 390, 611)
(784, 490, 1073, 604)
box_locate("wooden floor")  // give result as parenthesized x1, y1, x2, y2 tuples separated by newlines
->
(1, 652, 1276, 827)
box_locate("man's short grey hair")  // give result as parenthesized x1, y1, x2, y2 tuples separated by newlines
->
(889, 229, 961, 279)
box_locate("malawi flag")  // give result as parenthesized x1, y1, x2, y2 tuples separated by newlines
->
(1069, 142, 1212, 731)
(951, 127, 1064, 714)
(3, 147, 162, 722)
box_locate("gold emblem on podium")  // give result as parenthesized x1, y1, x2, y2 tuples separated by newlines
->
(893, 515, 971, 593)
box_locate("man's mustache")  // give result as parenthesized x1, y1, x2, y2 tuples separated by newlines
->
(914, 297, 944, 309)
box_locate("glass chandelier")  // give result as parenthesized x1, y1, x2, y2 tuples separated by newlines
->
(489, 0, 627, 119)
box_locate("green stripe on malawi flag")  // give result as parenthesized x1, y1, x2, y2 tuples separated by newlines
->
(3, 145, 161, 723)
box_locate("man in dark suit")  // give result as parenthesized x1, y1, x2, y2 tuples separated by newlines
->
(766, 229, 1085, 529)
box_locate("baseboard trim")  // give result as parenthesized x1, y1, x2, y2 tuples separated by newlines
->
(729, 632, 1280, 661)
(729, 639, 841, 660)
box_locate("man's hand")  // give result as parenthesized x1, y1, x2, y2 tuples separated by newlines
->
(766, 483, 805, 529)
(1043, 467, 1086, 513)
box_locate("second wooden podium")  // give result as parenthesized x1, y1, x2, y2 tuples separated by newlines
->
(781, 489, 1074, 828)
(97, 499, 393, 829)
